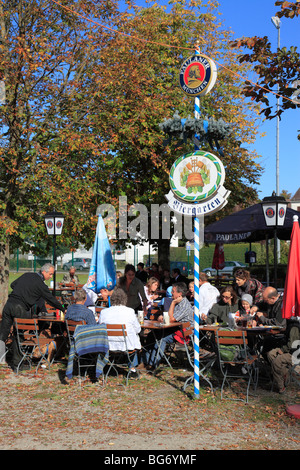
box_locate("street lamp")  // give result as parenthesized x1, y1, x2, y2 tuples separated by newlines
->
(271, 16, 281, 196)
(44, 210, 64, 294)
(261, 192, 287, 288)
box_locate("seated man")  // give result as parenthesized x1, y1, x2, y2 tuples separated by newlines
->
(251, 286, 286, 326)
(267, 320, 300, 394)
(65, 289, 96, 325)
(62, 266, 80, 301)
(251, 286, 287, 353)
(98, 288, 141, 377)
(62, 266, 80, 286)
(142, 282, 193, 369)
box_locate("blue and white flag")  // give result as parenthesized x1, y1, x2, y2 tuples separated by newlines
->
(86, 215, 116, 293)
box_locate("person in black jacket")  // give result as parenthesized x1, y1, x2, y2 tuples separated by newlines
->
(0, 263, 65, 369)
(252, 286, 286, 328)
(251, 286, 287, 354)
(171, 268, 189, 286)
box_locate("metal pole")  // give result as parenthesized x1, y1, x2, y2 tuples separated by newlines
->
(276, 24, 280, 197)
(53, 234, 56, 295)
(274, 228, 277, 289)
(266, 234, 270, 286)
(194, 217, 200, 397)
(276, 23, 281, 267)
(272, 16, 281, 266)
(53, 211, 56, 295)
(193, 40, 201, 398)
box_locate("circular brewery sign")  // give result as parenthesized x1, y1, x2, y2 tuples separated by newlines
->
(265, 207, 275, 219)
(179, 54, 217, 97)
(169, 150, 225, 203)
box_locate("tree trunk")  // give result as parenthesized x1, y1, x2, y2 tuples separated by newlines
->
(0, 241, 10, 314)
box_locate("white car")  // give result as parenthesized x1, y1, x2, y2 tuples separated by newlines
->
(202, 261, 246, 278)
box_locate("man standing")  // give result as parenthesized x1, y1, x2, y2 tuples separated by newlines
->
(135, 262, 148, 285)
(0, 263, 65, 368)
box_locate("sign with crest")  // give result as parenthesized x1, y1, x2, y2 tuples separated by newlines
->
(165, 150, 230, 216)
(179, 54, 217, 97)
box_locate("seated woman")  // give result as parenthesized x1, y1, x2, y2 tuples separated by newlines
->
(186, 281, 195, 304)
(144, 277, 160, 317)
(203, 285, 239, 325)
(233, 268, 264, 306)
(98, 288, 142, 377)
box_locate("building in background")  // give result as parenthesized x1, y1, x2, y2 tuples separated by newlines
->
(289, 188, 300, 212)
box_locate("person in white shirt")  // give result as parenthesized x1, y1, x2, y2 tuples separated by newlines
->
(98, 288, 141, 376)
(198, 272, 220, 321)
(82, 283, 99, 318)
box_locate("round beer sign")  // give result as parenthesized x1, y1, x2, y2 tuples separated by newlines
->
(179, 54, 217, 97)
(169, 150, 225, 203)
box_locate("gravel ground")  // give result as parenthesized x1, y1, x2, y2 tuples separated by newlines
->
(0, 361, 299, 452)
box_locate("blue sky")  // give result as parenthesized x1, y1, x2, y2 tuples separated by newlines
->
(118, 0, 300, 201)
(216, 0, 300, 201)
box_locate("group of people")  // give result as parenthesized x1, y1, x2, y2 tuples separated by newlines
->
(199, 268, 300, 394)
(136, 262, 188, 292)
(0, 262, 299, 393)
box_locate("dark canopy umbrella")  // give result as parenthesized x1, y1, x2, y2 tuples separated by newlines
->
(204, 203, 300, 244)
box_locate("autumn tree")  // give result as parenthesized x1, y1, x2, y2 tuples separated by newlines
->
(0, 0, 124, 309)
(231, 1, 300, 139)
(85, 0, 263, 266)
(0, 0, 265, 310)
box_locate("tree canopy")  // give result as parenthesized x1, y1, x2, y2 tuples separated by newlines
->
(0, 0, 264, 306)
(231, 1, 300, 139)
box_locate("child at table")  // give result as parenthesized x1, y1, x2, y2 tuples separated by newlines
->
(236, 294, 257, 326)
(240, 294, 252, 315)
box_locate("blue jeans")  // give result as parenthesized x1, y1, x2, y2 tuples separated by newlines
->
(143, 332, 175, 367)
(129, 351, 139, 368)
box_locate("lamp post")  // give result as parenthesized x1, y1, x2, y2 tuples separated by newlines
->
(271, 16, 281, 197)
(261, 192, 287, 288)
(44, 210, 65, 294)
(271, 16, 281, 265)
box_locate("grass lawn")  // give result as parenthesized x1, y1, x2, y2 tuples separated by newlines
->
(8, 271, 89, 293)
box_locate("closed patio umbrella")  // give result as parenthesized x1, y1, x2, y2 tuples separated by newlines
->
(212, 243, 225, 276)
(86, 215, 116, 297)
(282, 215, 300, 319)
(282, 215, 300, 418)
